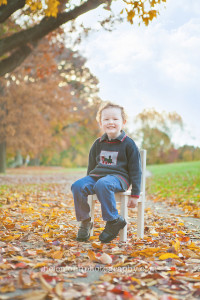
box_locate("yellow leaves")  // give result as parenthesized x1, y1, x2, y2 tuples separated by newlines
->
(140, 247, 162, 257)
(33, 262, 48, 269)
(15, 256, 31, 263)
(0, 264, 12, 270)
(123, 0, 165, 26)
(149, 9, 157, 21)
(188, 242, 200, 251)
(51, 250, 64, 259)
(25, 0, 42, 12)
(181, 249, 200, 259)
(159, 253, 180, 260)
(89, 235, 99, 240)
(127, 10, 135, 24)
(45, 0, 60, 18)
(149, 229, 159, 236)
(0, 0, 7, 6)
(20, 225, 30, 231)
(130, 247, 164, 258)
(32, 220, 43, 227)
(25, 0, 59, 17)
(99, 274, 113, 282)
(0, 282, 15, 293)
(41, 203, 50, 207)
(172, 239, 181, 253)
(42, 233, 50, 239)
(130, 277, 141, 285)
(150, 0, 157, 7)
(142, 17, 149, 26)
(1, 234, 21, 241)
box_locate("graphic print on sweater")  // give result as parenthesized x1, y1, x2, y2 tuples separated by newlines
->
(100, 151, 118, 165)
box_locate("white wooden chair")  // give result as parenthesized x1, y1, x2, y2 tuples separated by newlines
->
(88, 149, 146, 242)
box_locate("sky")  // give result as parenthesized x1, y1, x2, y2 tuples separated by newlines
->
(70, 0, 200, 147)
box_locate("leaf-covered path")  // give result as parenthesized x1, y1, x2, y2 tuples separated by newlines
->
(0, 168, 200, 300)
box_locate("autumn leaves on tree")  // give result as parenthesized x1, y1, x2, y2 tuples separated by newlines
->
(0, 0, 167, 76)
(0, 33, 101, 171)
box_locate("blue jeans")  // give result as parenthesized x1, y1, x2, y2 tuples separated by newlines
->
(71, 175, 124, 222)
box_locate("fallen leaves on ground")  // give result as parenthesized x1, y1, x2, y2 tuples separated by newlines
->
(0, 176, 200, 299)
(147, 172, 200, 218)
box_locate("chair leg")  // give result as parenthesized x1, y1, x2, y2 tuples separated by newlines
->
(119, 195, 128, 242)
(137, 200, 145, 238)
(88, 195, 95, 236)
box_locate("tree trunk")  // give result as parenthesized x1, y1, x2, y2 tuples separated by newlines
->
(0, 141, 6, 173)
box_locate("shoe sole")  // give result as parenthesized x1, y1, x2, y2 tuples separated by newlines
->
(99, 220, 127, 243)
(76, 236, 90, 242)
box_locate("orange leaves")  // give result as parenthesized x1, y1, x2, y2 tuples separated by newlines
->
(51, 250, 64, 259)
(88, 250, 98, 262)
(123, 0, 166, 26)
(127, 10, 135, 24)
(91, 242, 103, 250)
(0, 177, 200, 299)
(88, 250, 112, 264)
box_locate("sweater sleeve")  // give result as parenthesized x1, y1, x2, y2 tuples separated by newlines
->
(127, 141, 142, 196)
(87, 140, 98, 175)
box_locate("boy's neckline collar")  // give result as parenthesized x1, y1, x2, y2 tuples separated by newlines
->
(100, 130, 126, 142)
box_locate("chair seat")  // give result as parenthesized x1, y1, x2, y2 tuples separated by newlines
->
(90, 191, 143, 203)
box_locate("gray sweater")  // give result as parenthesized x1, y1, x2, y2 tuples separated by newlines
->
(87, 130, 142, 196)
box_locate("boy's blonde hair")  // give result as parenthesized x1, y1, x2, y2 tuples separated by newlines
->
(96, 101, 128, 123)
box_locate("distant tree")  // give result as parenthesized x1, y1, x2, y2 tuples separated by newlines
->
(134, 108, 183, 164)
(178, 145, 200, 162)
(0, 34, 101, 172)
(0, 0, 167, 76)
(193, 147, 200, 161)
(165, 147, 179, 163)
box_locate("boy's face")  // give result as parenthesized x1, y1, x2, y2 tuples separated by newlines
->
(100, 107, 126, 140)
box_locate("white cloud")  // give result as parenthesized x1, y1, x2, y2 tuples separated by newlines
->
(74, 0, 200, 146)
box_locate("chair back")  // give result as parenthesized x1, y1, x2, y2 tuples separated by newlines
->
(140, 149, 147, 201)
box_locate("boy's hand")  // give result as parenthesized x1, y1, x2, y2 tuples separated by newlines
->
(127, 196, 138, 208)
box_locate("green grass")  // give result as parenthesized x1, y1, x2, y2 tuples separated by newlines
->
(147, 160, 200, 176)
(147, 161, 200, 203)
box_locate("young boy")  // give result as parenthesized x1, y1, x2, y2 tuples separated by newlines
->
(71, 102, 142, 243)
